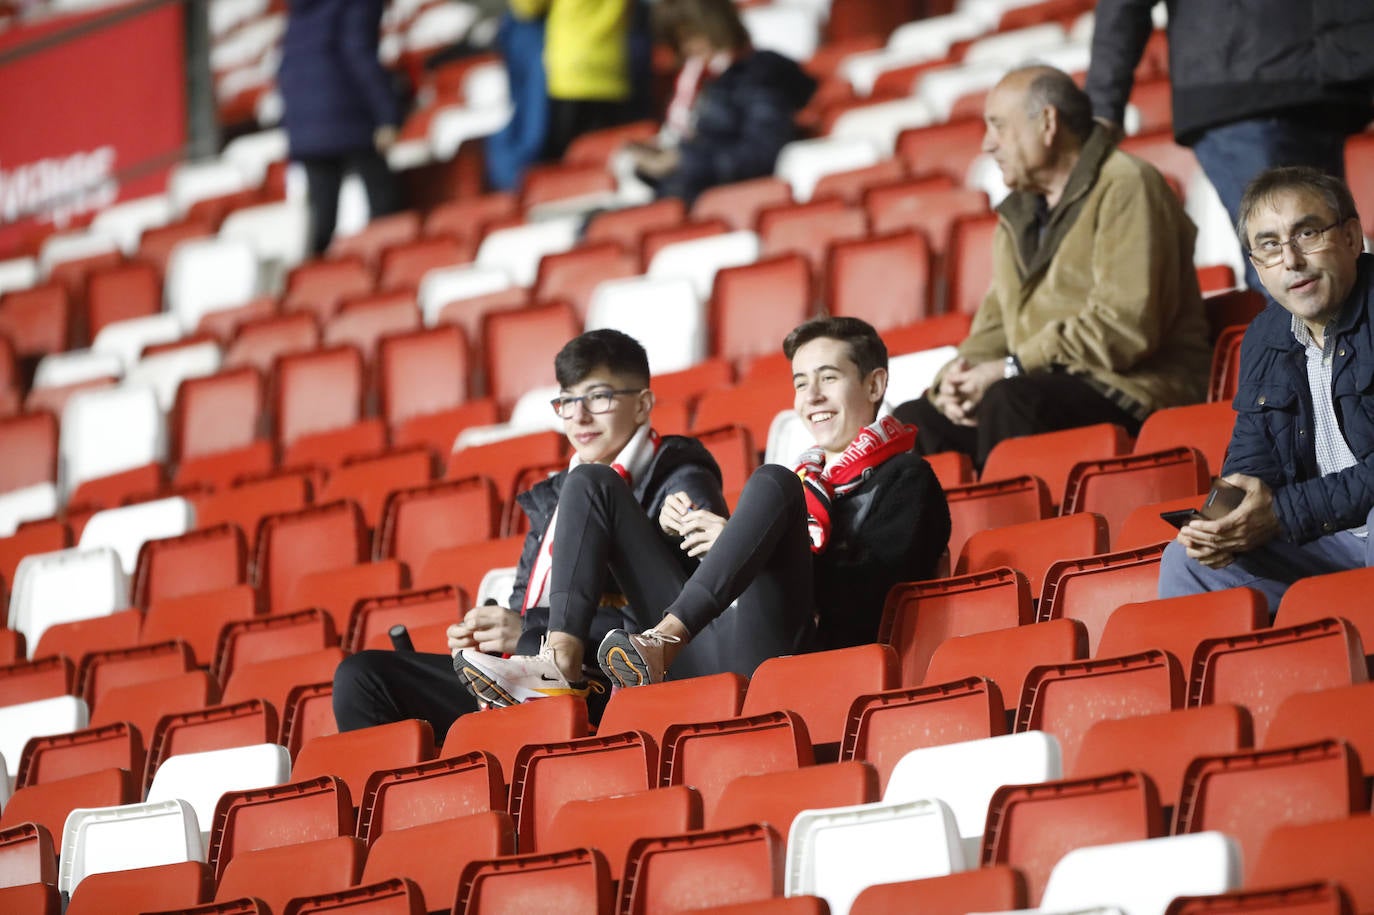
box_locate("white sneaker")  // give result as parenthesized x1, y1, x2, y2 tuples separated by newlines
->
(454, 640, 589, 708)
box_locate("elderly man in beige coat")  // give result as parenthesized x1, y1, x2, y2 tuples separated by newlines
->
(894, 65, 1211, 469)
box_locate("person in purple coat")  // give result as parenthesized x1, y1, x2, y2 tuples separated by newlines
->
(278, 0, 403, 255)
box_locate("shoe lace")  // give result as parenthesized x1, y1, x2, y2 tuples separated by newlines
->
(639, 628, 682, 646)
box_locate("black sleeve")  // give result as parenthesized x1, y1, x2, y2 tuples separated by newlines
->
(1084, 0, 1159, 126)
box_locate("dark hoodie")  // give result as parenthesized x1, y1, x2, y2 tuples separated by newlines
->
(657, 49, 818, 205)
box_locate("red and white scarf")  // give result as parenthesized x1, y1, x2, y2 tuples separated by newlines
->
(522, 424, 661, 612)
(662, 51, 733, 143)
(794, 415, 917, 553)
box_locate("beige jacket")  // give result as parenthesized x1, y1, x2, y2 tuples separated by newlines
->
(948, 127, 1211, 418)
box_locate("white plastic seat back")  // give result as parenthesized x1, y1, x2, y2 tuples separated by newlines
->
(917, 61, 1008, 122)
(59, 799, 204, 895)
(39, 232, 119, 277)
(59, 384, 164, 497)
(475, 217, 579, 288)
(90, 195, 174, 254)
(885, 346, 959, 408)
(586, 276, 705, 374)
(829, 97, 935, 157)
(220, 200, 310, 272)
(476, 566, 519, 609)
(146, 743, 290, 846)
(889, 11, 987, 56)
(959, 0, 1045, 29)
(418, 264, 512, 326)
(405, 2, 479, 53)
(786, 797, 966, 915)
(33, 349, 124, 390)
(0, 257, 38, 295)
(775, 136, 881, 202)
(125, 343, 223, 412)
(8, 546, 129, 651)
(453, 422, 549, 450)
(209, 11, 285, 71)
(79, 497, 196, 576)
(645, 232, 760, 301)
(91, 313, 185, 372)
(168, 160, 250, 215)
(429, 103, 514, 161)
(1039, 832, 1242, 915)
(0, 484, 59, 538)
(765, 410, 814, 467)
(885, 730, 1062, 861)
(0, 696, 89, 779)
(508, 385, 564, 433)
(741, 4, 820, 63)
(961, 22, 1067, 67)
(221, 128, 287, 185)
(462, 59, 512, 109)
(165, 237, 260, 331)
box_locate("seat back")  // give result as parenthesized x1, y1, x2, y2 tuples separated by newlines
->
(943, 475, 1052, 566)
(272, 345, 364, 447)
(956, 513, 1110, 595)
(545, 785, 701, 883)
(533, 241, 639, 322)
(1188, 618, 1367, 744)
(440, 694, 589, 790)
(1037, 542, 1168, 650)
(597, 672, 746, 749)
(786, 797, 965, 915)
(1062, 447, 1211, 543)
(357, 751, 503, 846)
(292, 720, 435, 808)
(1165, 881, 1355, 915)
(16, 720, 142, 791)
(0, 820, 57, 889)
(1071, 704, 1251, 813)
(481, 301, 580, 411)
(214, 835, 365, 914)
(981, 771, 1164, 905)
(709, 254, 811, 366)
(1276, 566, 1374, 648)
(711, 760, 878, 835)
(828, 229, 933, 330)
(255, 501, 368, 614)
(1016, 649, 1185, 773)
(58, 798, 202, 895)
(281, 876, 426, 915)
(1253, 816, 1374, 915)
(508, 731, 656, 853)
(1039, 832, 1241, 915)
(0, 411, 58, 493)
(692, 177, 794, 231)
(1134, 402, 1236, 481)
(207, 775, 352, 881)
(1097, 588, 1267, 670)
(885, 730, 1063, 858)
(741, 644, 898, 751)
(144, 699, 279, 793)
(660, 711, 814, 824)
(620, 823, 784, 915)
(59, 385, 163, 497)
(982, 423, 1131, 509)
(132, 524, 247, 610)
(283, 257, 375, 321)
(455, 847, 614, 915)
(851, 865, 1025, 915)
(362, 811, 514, 913)
(585, 275, 705, 375)
(9, 546, 128, 656)
(1175, 740, 1367, 882)
(584, 198, 687, 251)
(924, 617, 1088, 706)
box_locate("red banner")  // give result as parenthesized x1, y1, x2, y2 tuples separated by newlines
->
(0, 1, 187, 257)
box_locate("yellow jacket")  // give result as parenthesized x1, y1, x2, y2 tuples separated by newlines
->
(510, 0, 631, 101)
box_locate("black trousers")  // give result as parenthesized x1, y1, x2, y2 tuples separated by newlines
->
(547, 463, 815, 679)
(332, 463, 814, 737)
(893, 372, 1143, 471)
(299, 148, 401, 256)
(543, 98, 631, 162)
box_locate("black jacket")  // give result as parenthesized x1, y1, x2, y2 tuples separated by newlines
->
(278, 0, 402, 158)
(814, 451, 950, 651)
(512, 435, 727, 650)
(657, 49, 817, 205)
(1225, 254, 1374, 544)
(1085, 0, 1374, 146)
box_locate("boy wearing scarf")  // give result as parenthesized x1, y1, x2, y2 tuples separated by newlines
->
(333, 328, 725, 736)
(459, 317, 950, 704)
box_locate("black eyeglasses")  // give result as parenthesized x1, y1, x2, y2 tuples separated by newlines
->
(1247, 220, 1346, 268)
(550, 388, 644, 419)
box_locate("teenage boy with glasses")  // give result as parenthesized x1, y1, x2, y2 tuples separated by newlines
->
(1159, 166, 1374, 613)
(332, 328, 726, 736)
(457, 316, 950, 705)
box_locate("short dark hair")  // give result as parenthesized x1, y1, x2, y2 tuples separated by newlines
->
(653, 0, 751, 54)
(1235, 165, 1361, 246)
(782, 316, 888, 379)
(1018, 65, 1094, 142)
(554, 329, 651, 389)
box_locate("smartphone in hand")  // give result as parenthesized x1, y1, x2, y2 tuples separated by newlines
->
(1160, 478, 1246, 529)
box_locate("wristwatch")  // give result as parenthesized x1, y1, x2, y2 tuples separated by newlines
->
(1004, 355, 1023, 379)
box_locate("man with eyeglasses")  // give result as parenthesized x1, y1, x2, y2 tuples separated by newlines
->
(457, 316, 950, 705)
(332, 328, 726, 735)
(1160, 166, 1374, 613)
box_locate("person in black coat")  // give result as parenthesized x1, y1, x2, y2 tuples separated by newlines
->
(627, 0, 816, 205)
(278, 0, 403, 255)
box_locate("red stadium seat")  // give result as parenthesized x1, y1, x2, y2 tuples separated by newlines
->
(828, 229, 934, 331)
(272, 345, 366, 448)
(284, 257, 375, 322)
(1037, 543, 1168, 652)
(709, 254, 812, 368)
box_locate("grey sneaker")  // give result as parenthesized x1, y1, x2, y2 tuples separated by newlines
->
(597, 628, 682, 687)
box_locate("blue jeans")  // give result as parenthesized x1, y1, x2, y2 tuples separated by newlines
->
(1158, 506, 1374, 617)
(1191, 117, 1351, 292)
